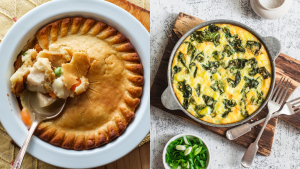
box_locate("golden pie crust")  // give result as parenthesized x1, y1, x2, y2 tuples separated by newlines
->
(19, 17, 144, 150)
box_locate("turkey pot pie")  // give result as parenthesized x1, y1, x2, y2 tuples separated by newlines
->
(10, 17, 144, 150)
(172, 24, 272, 124)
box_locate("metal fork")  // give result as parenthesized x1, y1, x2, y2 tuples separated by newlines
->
(226, 96, 300, 140)
(241, 76, 291, 168)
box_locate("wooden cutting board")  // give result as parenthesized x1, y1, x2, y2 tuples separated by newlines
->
(150, 12, 300, 156)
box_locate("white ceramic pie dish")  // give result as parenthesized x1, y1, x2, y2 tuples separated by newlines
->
(0, 0, 150, 168)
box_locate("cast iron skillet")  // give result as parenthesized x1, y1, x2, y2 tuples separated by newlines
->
(161, 19, 281, 128)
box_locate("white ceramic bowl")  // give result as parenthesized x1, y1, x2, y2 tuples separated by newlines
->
(162, 134, 211, 169)
(0, 0, 150, 168)
(251, 0, 293, 20)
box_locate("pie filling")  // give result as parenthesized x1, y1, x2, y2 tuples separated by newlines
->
(172, 24, 272, 124)
(11, 45, 91, 107)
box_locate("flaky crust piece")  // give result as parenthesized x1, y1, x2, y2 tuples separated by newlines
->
(30, 17, 144, 150)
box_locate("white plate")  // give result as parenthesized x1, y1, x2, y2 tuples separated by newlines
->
(0, 0, 150, 168)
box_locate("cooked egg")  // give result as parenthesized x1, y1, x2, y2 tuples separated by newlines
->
(172, 24, 272, 124)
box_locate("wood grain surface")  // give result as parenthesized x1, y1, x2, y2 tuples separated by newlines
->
(99, 1, 150, 169)
(99, 142, 150, 169)
(106, 0, 150, 32)
(150, 12, 300, 156)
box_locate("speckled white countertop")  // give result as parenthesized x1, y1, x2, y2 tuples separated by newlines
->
(150, 0, 300, 168)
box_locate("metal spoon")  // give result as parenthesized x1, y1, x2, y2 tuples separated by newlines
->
(12, 91, 66, 169)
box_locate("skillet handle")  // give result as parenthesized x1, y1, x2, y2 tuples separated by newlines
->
(262, 36, 281, 61)
(161, 86, 181, 110)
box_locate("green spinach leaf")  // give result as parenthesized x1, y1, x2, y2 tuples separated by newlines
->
(202, 95, 216, 109)
(244, 76, 259, 89)
(246, 40, 262, 56)
(212, 50, 224, 60)
(195, 83, 201, 97)
(222, 44, 235, 57)
(248, 58, 258, 76)
(223, 99, 237, 109)
(222, 109, 231, 118)
(177, 80, 192, 98)
(183, 98, 189, 109)
(190, 24, 221, 46)
(225, 59, 248, 70)
(258, 67, 271, 79)
(229, 35, 245, 53)
(172, 66, 182, 76)
(208, 24, 220, 32)
(240, 109, 249, 118)
(194, 52, 205, 63)
(202, 61, 220, 74)
(227, 71, 241, 88)
(189, 62, 196, 69)
(256, 90, 264, 104)
(194, 66, 198, 78)
(223, 27, 232, 38)
(178, 52, 189, 70)
(194, 104, 206, 118)
(211, 80, 225, 94)
(194, 104, 206, 112)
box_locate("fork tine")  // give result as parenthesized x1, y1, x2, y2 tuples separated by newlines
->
(278, 80, 291, 105)
(276, 78, 290, 104)
(270, 76, 283, 99)
(293, 105, 300, 110)
(270, 76, 284, 99)
(272, 77, 286, 102)
(275, 78, 288, 103)
(288, 97, 300, 104)
(294, 109, 300, 114)
(291, 100, 300, 106)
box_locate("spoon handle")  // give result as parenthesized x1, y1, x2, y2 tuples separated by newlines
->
(12, 121, 39, 169)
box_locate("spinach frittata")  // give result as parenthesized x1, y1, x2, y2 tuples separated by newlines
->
(172, 24, 272, 124)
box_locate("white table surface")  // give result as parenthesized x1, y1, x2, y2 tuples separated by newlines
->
(150, 0, 300, 168)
